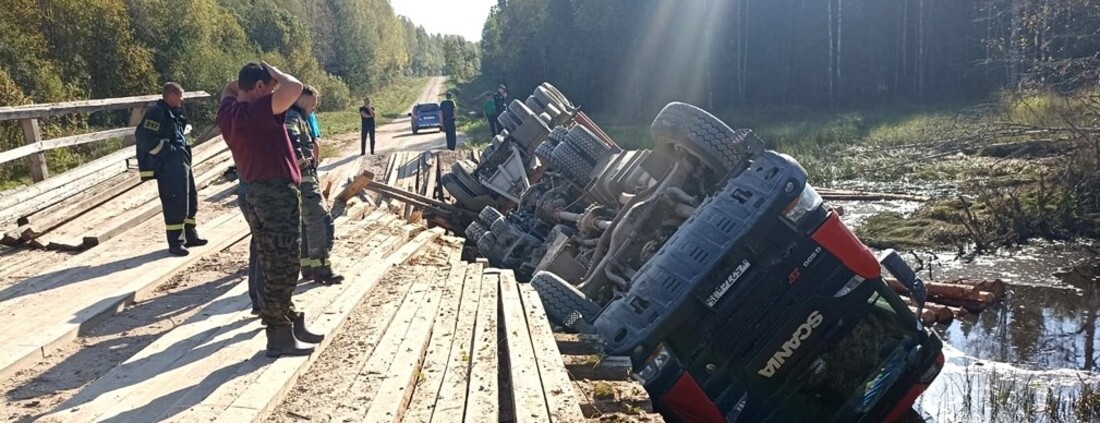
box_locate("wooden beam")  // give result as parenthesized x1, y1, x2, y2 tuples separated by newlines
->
(19, 118, 48, 182)
(0, 128, 136, 166)
(499, 272, 553, 422)
(2, 173, 141, 245)
(0, 148, 132, 223)
(519, 284, 587, 422)
(0, 91, 211, 121)
(554, 333, 607, 356)
(562, 355, 632, 381)
(464, 269, 500, 423)
(425, 261, 484, 423)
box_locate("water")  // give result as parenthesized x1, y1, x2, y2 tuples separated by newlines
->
(834, 198, 1100, 422)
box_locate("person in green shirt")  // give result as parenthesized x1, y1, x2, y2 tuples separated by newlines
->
(482, 93, 499, 135)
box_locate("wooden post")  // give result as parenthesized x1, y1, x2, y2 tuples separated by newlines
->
(122, 106, 145, 147)
(19, 118, 48, 182)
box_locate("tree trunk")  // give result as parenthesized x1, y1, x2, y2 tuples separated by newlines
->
(827, 0, 835, 107)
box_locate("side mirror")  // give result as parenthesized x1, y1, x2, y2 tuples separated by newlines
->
(407, 112, 413, 117)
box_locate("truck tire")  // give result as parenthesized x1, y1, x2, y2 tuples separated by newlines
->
(567, 125, 613, 164)
(442, 173, 478, 209)
(498, 110, 521, 134)
(465, 221, 488, 241)
(479, 206, 505, 226)
(650, 102, 759, 175)
(452, 160, 488, 196)
(535, 139, 558, 162)
(477, 232, 504, 265)
(551, 142, 594, 184)
(531, 271, 602, 329)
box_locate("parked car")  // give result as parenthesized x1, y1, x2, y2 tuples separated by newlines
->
(408, 103, 442, 134)
(443, 82, 944, 423)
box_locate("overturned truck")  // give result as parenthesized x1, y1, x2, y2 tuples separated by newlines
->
(441, 83, 944, 423)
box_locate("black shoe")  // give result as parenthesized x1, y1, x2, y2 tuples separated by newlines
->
(251, 308, 260, 316)
(290, 312, 325, 344)
(314, 272, 345, 286)
(265, 326, 315, 357)
(184, 225, 209, 247)
(168, 244, 189, 256)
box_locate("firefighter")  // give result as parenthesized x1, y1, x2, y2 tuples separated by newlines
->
(285, 86, 344, 285)
(135, 82, 208, 256)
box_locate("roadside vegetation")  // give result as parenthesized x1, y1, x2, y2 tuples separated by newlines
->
(315, 76, 433, 137)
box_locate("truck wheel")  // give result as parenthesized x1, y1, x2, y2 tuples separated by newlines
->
(567, 125, 613, 164)
(531, 271, 602, 330)
(442, 173, 478, 209)
(498, 110, 521, 134)
(479, 206, 505, 226)
(535, 139, 557, 162)
(551, 142, 595, 185)
(477, 232, 504, 265)
(465, 221, 488, 242)
(452, 160, 488, 196)
(650, 102, 760, 175)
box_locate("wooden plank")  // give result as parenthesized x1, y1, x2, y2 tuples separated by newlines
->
(562, 355, 633, 381)
(368, 243, 466, 423)
(0, 211, 247, 382)
(425, 261, 484, 423)
(519, 285, 588, 422)
(499, 271, 553, 422)
(47, 217, 409, 422)
(329, 267, 438, 421)
(403, 244, 472, 423)
(0, 128, 135, 166)
(211, 230, 444, 423)
(0, 91, 210, 121)
(362, 255, 466, 423)
(0, 149, 130, 226)
(19, 118, 48, 182)
(35, 151, 231, 250)
(553, 333, 607, 356)
(13, 173, 142, 242)
(464, 269, 500, 423)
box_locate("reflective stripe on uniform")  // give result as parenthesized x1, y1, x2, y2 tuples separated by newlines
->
(310, 258, 324, 267)
(300, 174, 318, 183)
(149, 139, 166, 155)
(300, 258, 313, 267)
(184, 218, 196, 225)
(140, 171, 155, 178)
(165, 223, 185, 231)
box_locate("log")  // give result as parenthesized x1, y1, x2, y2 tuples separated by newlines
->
(817, 189, 930, 202)
(335, 170, 376, 204)
(886, 278, 1001, 302)
(904, 299, 954, 324)
(908, 306, 939, 325)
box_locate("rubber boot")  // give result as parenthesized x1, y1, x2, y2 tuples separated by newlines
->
(290, 311, 325, 343)
(167, 230, 189, 256)
(313, 266, 345, 286)
(184, 224, 209, 247)
(265, 325, 314, 358)
(300, 259, 314, 281)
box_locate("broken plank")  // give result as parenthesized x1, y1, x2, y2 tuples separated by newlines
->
(499, 271, 552, 422)
(427, 261, 485, 423)
(519, 284, 587, 422)
(553, 333, 607, 356)
(463, 269, 500, 423)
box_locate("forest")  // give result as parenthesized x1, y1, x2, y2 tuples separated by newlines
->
(0, 0, 478, 185)
(480, 0, 1100, 119)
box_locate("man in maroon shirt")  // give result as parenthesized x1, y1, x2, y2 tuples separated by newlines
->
(217, 62, 323, 357)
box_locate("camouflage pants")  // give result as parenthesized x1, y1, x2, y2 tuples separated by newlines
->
(241, 180, 301, 328)
(299, 170, 335, 275)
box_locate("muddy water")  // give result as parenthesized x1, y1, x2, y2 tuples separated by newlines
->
(832, 198, 1100, 422)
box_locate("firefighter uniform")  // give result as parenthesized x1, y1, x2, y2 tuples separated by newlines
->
(285, 106, 342, 284)
(135, 100, 207, 255)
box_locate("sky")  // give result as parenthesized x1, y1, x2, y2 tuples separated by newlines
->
(391, 0, 495, 42)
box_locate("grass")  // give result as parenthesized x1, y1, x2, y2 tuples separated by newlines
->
(448, 74, 497, 148)
(591, 381, 616, 400)
(315, 76, 432, 137)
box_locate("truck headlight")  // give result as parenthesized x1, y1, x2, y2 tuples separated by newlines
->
(632, 343, 672, 384)
(783, 185, 823, 223)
